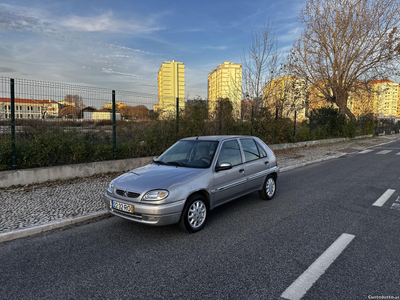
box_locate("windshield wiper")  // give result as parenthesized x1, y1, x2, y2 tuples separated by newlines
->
(166, 161, 190, 167)
(153, 160, 167, 165)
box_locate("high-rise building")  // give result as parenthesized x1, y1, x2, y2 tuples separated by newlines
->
(155, 60, 185, 117)
(208, 62, 242, 118)
(370, 79, 399, 119)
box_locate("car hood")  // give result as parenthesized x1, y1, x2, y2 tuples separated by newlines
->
(113, 163, 206, 193)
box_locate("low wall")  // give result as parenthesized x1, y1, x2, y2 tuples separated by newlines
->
(0, 157, 153, 188)
(0, 135, 374, 188)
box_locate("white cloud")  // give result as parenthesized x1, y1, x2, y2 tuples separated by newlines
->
(101, 68, 145, 80)
(202, 45, 228, 51)
(60, 11, 164, 34)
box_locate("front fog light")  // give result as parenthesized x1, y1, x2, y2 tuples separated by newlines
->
(143, 190, 169, 201)
(142, 215, 160, 222)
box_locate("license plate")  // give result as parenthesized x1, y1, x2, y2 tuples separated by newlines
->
(112, 200, 134, 213)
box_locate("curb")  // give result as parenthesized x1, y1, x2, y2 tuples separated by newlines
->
(280, 153, 347, 173)
(280, 136, 400, 173)
(0, 210, 109, 244)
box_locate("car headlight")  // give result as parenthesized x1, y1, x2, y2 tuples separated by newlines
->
(107, 181, 115, 194)
(143, 190, 169, 201)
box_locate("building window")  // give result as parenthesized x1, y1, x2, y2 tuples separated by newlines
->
(4, 113, 7, 118)
(31, 106, 33, 111)
(20, 106, 22, 110)
(28, 114, 30, 118)
(20, 114, 22, 118)
(27, 106, 30, 111)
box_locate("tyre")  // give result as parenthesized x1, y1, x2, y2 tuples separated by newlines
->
(179, 194, 208, 233)
(259, 174, 276, 200)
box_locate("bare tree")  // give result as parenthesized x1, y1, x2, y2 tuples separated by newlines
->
(63, 95, 84, 109)
(289, 0, 400, 119)
(241, 20, 282, 107)
(263, 75, 308, 119)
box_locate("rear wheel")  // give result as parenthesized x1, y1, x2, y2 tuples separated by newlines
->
(179, 194, 208, 233)
(259, 175, 276, 200)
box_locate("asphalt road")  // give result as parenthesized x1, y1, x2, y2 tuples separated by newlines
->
(1, 140, 400, 300)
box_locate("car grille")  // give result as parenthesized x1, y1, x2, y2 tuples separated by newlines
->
(115, 189, 140, 198)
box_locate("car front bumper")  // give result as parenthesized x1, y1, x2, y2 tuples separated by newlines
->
(103, 193, 185, 226)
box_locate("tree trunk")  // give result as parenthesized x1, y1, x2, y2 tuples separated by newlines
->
(336, 92, 356, 120)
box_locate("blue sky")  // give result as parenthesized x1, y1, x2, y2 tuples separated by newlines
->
(0, 0, 306, 98)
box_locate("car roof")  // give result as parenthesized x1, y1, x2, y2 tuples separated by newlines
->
(181, 135, 258, 142)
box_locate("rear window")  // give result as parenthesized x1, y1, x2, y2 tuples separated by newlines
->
(240, 139, 261, 162)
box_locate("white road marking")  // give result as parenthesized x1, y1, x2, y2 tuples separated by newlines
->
(359, 150, 373, 154)
(372, 189, 396, 207)
(281, 233, 355, 300)
(376, 150, 393, 155)
(395, 196, 400, 203)
(396, 152, 400, 156)
(390, 203, 400, 211)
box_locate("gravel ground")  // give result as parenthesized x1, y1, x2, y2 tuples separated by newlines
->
(1, 134, 399, 234)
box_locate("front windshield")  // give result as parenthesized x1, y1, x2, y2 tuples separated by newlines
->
(155, 140, 219, 168)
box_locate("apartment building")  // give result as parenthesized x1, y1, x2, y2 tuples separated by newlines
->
(36, 100, 61, 118)
(0, 98, 41, 119)
(370, 79, 399, 119)
(308, 79, 399, 119)
(208, 62, 242, 118)
(263, 75, 307, 121)
(155, 60, 185, 117)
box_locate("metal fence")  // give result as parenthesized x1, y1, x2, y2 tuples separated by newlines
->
(0, 77, 158, 170)
(1, 77, 399, 171)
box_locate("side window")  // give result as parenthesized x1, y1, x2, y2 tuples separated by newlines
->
(217, 140, 242, 167)
(240, 139, 261, 162)
(256, 142, 268, 158)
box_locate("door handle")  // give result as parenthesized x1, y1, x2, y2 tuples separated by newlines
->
(265, 161, 269, 165)
(239, 169, 245, 173)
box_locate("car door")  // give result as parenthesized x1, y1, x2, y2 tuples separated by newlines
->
(213, 139, 247, 206)
(240, 138, 270, 193)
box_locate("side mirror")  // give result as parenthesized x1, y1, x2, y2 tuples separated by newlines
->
(215, 162, 232, 172)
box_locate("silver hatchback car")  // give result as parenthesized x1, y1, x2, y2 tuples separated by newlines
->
(104, 135, 279, 233)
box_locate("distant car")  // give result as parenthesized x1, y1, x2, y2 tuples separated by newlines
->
(103, 135, 279, 233)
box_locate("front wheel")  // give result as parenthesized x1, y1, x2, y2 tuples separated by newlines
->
(179, 194, 208, 233)
(259, 175, 276, 200)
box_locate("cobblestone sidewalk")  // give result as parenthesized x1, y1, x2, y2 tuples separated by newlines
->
(1, 134, 399, 235)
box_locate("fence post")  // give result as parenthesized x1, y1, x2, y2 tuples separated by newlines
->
(274, 108, 278, 142)
(10, 78, 16, 170)
(112, 90, 117, 160)
(251, 106, 254, 135)
(176, 97, 179, 140)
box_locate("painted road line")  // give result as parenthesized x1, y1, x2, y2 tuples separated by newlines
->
(391, 197, 400, 211)
(391, 203, 400, 211)
(372, 189, 396, 207)
(359, 150, 373, 154)
(281, 233, 355, 300)
(396, 152, 400, 155)
(376, 150, 393, 155)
